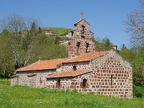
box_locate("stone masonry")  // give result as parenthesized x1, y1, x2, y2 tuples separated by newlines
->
(11, 70, 55, 88)
(46, 50, 132, 98)
(68, 19, 95, 58)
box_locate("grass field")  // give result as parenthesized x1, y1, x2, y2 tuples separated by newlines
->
(0, 79, 144, 108)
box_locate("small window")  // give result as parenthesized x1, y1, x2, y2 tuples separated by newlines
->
(73, 65, 77, 71)
(40, 78, 42, 84)
(111, 75, 113, 86)
(86, 43, 89, 53)
(76, 42, 80, 55)
(81, 31, 85, 39)
(71, 31, 74, 36)
(83, 79, 87, 88)
(68, 42, 71, 45)
(80, 26, 85, 31)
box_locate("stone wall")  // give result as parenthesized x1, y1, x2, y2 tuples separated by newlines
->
(11, 75, 19, 86)
(89, 50, 133, 98)
(46, 72, 91, 92)
(11, 69, 56, 88)
(60, 61, 91, 72)
(68, 19, 95, 58)
(46, 50, 133, 98)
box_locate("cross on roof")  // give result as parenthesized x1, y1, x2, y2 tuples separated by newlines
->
(80, 12, 83, 19)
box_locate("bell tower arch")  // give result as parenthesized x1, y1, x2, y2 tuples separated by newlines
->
(68, 13, 95, 58)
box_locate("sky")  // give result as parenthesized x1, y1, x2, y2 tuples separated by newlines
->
(0, 0, 141, 49)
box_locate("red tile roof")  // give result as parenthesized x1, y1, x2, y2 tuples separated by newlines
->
(47, 70, 92, 78)
(16, 58, 67, 72)
(64, 51, 107, 63)
(16, 51, 107, 72)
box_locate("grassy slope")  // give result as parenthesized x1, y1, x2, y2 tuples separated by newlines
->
(42, 27, 71, 35)
(0, 79, 144, 108)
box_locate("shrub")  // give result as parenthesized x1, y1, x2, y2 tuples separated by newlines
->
(133, 85, 144, 98)
(0, 74, 5, 78)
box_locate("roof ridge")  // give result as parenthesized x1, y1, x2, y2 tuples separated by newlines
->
(16, 60, 41, 71)
(74, 19, 90, 26)
(64, 51, 108, 63)
(40, 58, 68, 62)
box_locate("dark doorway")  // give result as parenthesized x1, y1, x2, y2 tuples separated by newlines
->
(57, 79, 61, 88)
(83, 79, 87, 88)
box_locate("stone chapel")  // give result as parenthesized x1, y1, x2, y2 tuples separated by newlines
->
(11, 16, 133, 98)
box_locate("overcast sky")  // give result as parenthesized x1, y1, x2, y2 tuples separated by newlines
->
(0, 0, 141, 49)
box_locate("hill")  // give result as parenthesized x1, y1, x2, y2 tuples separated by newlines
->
(42, 27, 71, 35)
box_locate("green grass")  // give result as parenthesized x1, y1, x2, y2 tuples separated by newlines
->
(0, 79, 144, 108)
(0, 78, 10, 86)
(42, 27, 71, 35)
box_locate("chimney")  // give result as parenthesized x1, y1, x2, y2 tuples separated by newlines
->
(112, 45, 117, 50)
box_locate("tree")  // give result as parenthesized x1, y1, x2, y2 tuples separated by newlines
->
(132, 47, 144, 86)
(125, 0, 144, 48)
(55, 36, 60, 44)
(125, 0, 144, 87)
(119, 48, 136, 62)
(95, 37, 112, 51)
(0, 14, 39, 69)
(0, 29, 15, 76)
(121, 44, 127, 51)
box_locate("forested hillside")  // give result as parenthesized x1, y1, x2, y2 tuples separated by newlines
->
(0, 17, 70, 77)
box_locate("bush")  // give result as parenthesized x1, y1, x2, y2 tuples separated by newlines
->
(133, 85, 144, 98)
(0, 74, 5, 78)
(0, 73, 10, 78)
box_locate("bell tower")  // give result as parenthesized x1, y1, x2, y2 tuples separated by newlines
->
(68, 13, 95, 58)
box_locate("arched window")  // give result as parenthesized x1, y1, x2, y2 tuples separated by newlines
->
(81, 26, 85, 39)
(80, 26, 85, 31)
(81, 32, 84, 38)
(73, 65, 77, 71)
(76, 42, 80, 55)
(83, 79, 87, 88)
(86, 43, 89, 53)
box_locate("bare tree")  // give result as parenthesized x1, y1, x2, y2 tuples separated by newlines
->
(1, 14, 39, 69)
(125, 1, 144, 48)
(125, 0, 144, 86)
(140, 0, 144, 7)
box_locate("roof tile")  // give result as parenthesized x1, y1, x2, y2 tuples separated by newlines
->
(47, 70, 92, 78)
(64, 51, 107, 63)
(16, 51, 107, 72)
(16, 58, 67, 72)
